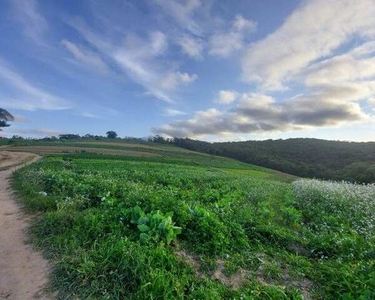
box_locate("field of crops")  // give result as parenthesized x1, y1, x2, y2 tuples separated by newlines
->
(13, 152, 375, 299)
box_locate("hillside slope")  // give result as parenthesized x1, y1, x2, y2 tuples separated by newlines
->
(172, 138, 375, 183)
(4, 138, 295, 181)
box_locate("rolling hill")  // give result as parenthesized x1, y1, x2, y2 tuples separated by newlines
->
(172, 138, 375, 183)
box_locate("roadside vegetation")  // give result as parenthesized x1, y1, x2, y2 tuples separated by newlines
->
(12, 144, 375, 299)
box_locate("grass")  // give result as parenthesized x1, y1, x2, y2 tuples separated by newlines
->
(0, 138, 9, 146)
(7, 139, 295, 181)
(11, 145, 375, 299)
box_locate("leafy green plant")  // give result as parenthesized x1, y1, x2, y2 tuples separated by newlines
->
(128, 206, 182, 245)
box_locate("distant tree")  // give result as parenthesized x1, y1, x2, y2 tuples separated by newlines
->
(123, 136, 143, 142)
(0, 108, 14, 131)
(149, 135, 171, 144)
(83, 134, 94, 139)
(59, 134, 81, 140)
(11, 135, 23, 140)
(106, 131, 118, 139)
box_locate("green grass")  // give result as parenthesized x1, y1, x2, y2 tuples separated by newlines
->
(0, 138, 9, 146)
(7, 139, 295, 181)
(12, 152, 375, 299)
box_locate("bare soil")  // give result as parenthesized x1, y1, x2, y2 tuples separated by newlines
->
(0, 151, 49, 300)
(175, 249, 248, 290)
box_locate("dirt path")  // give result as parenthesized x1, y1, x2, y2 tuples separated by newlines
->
(0, 151, 50, 300)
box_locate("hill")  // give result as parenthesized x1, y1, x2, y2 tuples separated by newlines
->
(172, 138, 375, 183)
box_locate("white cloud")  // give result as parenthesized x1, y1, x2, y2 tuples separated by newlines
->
(178, 34, 204, 59)
(153, 0, 202, 35)
(209, 15, 256, 57)
(155, 86, 370, 137)
(242, 0, 375, 90)
(68, 20, 196, 102)
(0, 59, 70, 111)
(10, 0, 47, 45)
(209, 32, 243, 57)
(215, 90, 239, 104)
(166, 36, 375, 138)
(79, 112, 102, 119)
(156, 108, 224, 137)
(61, 39, 109, 73)
(232, 15, 256, 32)
(163, 108, 187, 117)
(149, 31, 168, 56)
(160, 72, 197, 90)
(303, 43, 375, 86)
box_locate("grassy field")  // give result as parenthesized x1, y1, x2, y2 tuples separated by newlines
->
(0, 138, 9, 146)
(5, 139, 294, 180)
(10, 141, 375, 299)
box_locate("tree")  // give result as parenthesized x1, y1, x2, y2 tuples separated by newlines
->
(171, 137, 375, 183)
(148, 135, 172, 144)
(0, 108, 14, 131)
(106, 131, 117, 139)
(59, 134, 80, 140)
(83, 134, 94, 139)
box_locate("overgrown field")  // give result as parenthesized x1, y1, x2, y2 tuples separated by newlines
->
(13, 153, 375, 299)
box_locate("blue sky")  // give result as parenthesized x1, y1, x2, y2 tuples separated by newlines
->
(1, 0, 375, 141)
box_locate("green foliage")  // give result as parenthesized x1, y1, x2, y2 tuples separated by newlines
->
(172, 137, 375, 183)
(127, 206, 182, 245)
(0, 108, 14, 130)
(0, 138, 9, 146)
(106, 131, 118, 139)
(13, 155, 375, 299)
(58, 133, 81, 140)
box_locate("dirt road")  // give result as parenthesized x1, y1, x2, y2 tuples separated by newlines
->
(0, 151, 49, 299)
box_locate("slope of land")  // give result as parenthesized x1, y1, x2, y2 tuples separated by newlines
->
(11, 140, 375, 299)
(4, 139, 295, 182)
(0, 151, 49, 300)
(172, 138, 375, 183)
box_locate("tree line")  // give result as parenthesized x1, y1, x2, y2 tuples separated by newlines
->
(167, 137, 375, 183)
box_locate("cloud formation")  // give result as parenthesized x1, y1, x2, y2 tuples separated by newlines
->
(10, 0, 47, 45)
(156, 0, 375, 139)
(153, 0, 203, 36)
(242, 0, 375, 90)
(163, 108, 187, 117)
(61, 39, 109, 73)
(160, 72, 197, 90)
(303, 42, 375, 86)
(0, 59, 70, 111)
(215, 90, 239, 104)
(178, 35, 204, 60)
(154, 90, 368, 137)
(209, 15, 256, 57)
(67, 20, 196, 102)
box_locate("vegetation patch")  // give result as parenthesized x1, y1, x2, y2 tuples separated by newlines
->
(13, 153, 375, 299)
(171, 137, 375, 183)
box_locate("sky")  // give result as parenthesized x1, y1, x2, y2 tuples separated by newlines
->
(1, 0, 375, 142)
